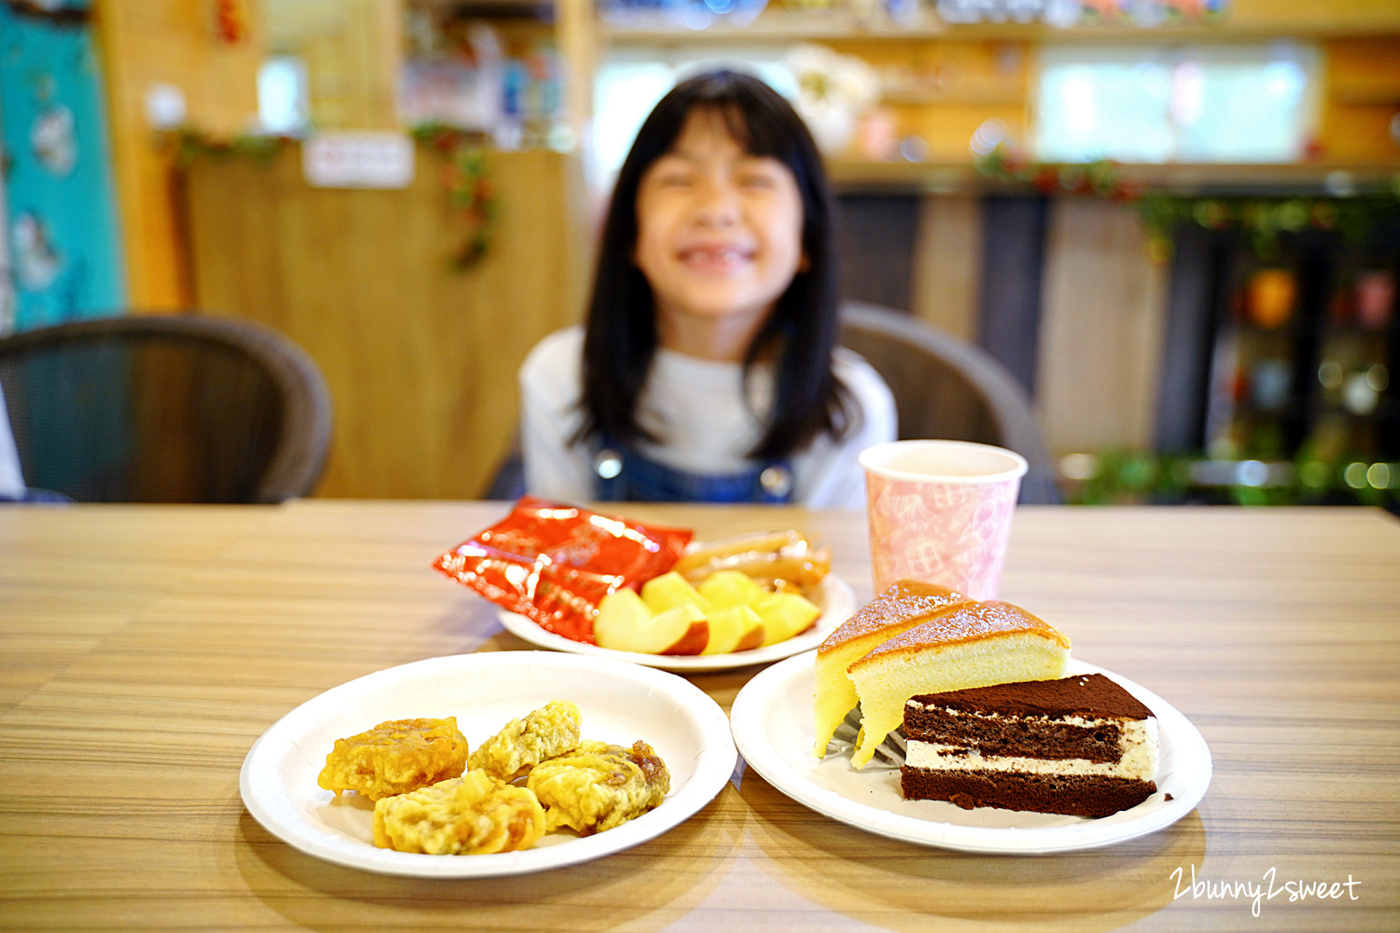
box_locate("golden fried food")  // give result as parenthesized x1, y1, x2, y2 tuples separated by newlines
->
(526, 739, 670, 835)
(674, 529, 831, 593)
(468, 699, 582, 781)
(372, 769, 547, 855)
(317, 717, 468, 801)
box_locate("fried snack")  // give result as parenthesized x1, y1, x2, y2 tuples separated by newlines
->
(469, 700, 583, 781)
(527, 739, 670, 835)
(372, 769, 547, 855)
(674, 529, 831, 593)
(317, 717, 468, 801)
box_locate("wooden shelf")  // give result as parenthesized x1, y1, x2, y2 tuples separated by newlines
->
(1330, 88, 1400, 105)
(598, 8, 950, 43)
(828, 159, 980, 192)
(594, 2, 1400, 45)
(878, 88, 1025, 106)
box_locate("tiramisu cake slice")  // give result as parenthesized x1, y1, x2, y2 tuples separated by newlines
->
(900, 673, 1158, 818)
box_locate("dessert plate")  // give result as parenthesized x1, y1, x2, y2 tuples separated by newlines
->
(240, 651, 737, 877)
(496, 573, 856, 672)
(730, 652, 1211, 855)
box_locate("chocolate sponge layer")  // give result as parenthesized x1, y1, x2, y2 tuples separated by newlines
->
(900, 769, 1156, 819)
(904, 707, 1125, 763)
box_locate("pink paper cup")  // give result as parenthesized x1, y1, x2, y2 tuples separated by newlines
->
(859, 440, 1028, 600)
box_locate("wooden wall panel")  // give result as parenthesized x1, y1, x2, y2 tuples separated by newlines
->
(1035, 198, 1169, 457)
(911, 193, 983, 342)
(1318, 37, 1400, 164)
(183, 146, 589, 499)
(95, 0, 265, 311)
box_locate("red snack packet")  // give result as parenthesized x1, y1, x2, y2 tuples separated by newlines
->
(433, 496, 692, 644)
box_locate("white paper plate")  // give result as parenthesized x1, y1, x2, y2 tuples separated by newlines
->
(730, 653, 1211, 855)
(239, 651, 737, 877)
(497, 574, 856, 672)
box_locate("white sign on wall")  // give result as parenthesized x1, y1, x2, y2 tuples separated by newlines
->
(303, 132, 414, 189)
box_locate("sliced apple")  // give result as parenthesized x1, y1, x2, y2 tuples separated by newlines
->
(700, 604, 765, 655)
(753, 592, 822, 647)
(593, 588, 654, 647)
(640, 571, 713, 616)
(696, 569, 765, 609)
(595, 592, 708, 655)
(654, 606, 710, 656)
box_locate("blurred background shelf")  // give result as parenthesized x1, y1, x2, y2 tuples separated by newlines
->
(3, 0, 1397, 501)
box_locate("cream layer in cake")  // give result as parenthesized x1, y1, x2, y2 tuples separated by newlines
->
(905, 714, 1158, 780)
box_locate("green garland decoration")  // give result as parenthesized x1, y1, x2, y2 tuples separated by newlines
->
(1135, 189, 1400, 261)
(410, 122, 496, 269)
(157, 126, 294, 168)
(974, 146, 1145, 201)
(975, 146, 1400, 261)
(1062, 449, 1399, 509)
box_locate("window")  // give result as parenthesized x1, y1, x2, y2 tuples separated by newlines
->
(592, 50, 798, 183)
(1035, 43, 1317, 163)
(257, 56, 310, 135)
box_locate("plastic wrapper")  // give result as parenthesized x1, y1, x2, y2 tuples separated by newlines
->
(433, 496, 692, 644)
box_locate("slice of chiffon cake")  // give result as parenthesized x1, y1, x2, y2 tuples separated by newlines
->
(811, 580, 968, 758)
(846, 600, 1070, 769)
(900, 673, 1158, 818)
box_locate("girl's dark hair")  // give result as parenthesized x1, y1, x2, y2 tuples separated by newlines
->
(577, 68, 850, 461)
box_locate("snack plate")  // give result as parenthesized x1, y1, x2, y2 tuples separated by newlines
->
(239, 651, 737, 877)
(730, 653, 1211, 855)
(497, 574, 856, 671)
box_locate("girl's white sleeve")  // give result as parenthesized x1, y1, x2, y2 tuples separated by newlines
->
(0, 383, 25, 500)
(518, 328, 595, 503)
(801, 352, 898, 510)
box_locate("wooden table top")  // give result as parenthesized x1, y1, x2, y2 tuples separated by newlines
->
(1, 500, 1397, 932)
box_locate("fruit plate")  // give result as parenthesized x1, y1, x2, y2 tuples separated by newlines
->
(730, 652, 1211, 855)
(239, 651, 737, 877)
(496, 574, 856, 672)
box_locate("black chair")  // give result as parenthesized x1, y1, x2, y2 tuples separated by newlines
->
(839, 301, 1061, 504)
(0, 313, 332, 503)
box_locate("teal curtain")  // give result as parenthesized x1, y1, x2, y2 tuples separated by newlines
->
(0, 0, 125, 333)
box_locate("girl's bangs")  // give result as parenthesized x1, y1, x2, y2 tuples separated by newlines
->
(712, 100, 797, 165)
(631, 73, 814, 178)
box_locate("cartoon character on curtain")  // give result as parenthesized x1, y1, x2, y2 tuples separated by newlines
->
(0, 0, 125, 333)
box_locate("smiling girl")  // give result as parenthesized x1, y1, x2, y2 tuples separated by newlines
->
(519, 69, 895, 507)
